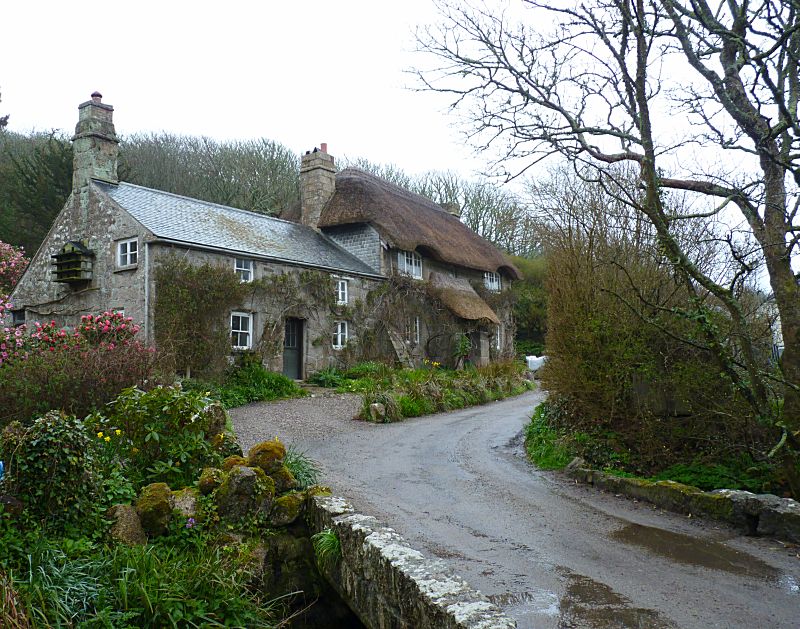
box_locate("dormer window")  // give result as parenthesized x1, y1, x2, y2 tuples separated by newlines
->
(117, 238, 138, 267)
(235, 258, 253, 282)
(484, 271, 501, 292)
(398, 250, 422, 279)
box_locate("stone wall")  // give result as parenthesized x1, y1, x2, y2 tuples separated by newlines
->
(565, 459, 800, 542)
(307, 495, 516, 629)
(10, 184, 151, 328)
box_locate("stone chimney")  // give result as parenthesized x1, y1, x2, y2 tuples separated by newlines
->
(72, 92, 119, 191)
(299, 144, 336, 227)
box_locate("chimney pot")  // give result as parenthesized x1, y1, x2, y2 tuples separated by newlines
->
(320, 142, 328, 153)
(91, 91, 102, 102)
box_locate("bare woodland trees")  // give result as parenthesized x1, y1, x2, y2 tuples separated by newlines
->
(418, 0, 800, 493)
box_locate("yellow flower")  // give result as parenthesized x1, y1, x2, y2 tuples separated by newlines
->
(131, 447, 139, 454)
(104, 436, 111, 442)
(115, 429, 122, 436)
(97, 432, 104, 438)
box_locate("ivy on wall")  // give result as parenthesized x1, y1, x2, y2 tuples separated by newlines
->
(153, 256, 250, 378)
(154, 254, 512, 377)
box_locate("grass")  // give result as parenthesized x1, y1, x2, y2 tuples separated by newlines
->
(310, 529, 341, 572)
(284, 446, 321, 489)
(523, 401, 781, 493)
(4, 535, 277, 628)
(524, 402, 573, 470)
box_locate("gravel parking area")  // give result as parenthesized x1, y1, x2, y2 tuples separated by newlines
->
(230, 391, 363, 454)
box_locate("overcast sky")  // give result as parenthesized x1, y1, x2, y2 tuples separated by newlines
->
(1, 0, 488, 177)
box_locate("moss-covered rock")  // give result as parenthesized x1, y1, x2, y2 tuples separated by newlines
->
(201, 401, 228, 437)
(198, 467, 224, 495)
(214, 465, 275, 521)
(305, 485, 333, 498)
(270, 492, 305, 527)
(107, 504, 147, 545)
(271, 465, 299, 494)
(688, 491, 735, 520)
(222, 455, 249, 472)
(136, 483, 174, 537)
(172, 487, 199, 519)
(248, 439, 286, 474)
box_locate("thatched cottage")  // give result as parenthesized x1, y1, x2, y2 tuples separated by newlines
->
(8, 94, 519, 378)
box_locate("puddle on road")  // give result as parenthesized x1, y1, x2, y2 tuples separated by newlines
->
(488, 574, 676, 628)
(558, 573, 677, 629)
(611, 523, 779, 579)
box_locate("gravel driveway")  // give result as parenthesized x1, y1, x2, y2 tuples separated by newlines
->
(231, 390, 800, 629)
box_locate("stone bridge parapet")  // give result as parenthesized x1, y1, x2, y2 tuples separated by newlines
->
(307, 495, 516, 629)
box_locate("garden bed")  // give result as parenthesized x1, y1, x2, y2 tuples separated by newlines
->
(308, 360, 535, 422)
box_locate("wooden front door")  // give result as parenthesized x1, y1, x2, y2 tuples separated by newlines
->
(282, 318, 303, 379)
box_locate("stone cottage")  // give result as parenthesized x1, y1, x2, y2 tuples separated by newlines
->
(9, 94, 520, 378)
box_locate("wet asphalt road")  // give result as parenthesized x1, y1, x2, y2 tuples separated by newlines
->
(231, 389, 800, 628)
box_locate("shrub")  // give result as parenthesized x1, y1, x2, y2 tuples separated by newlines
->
(89, 386, 224, 488)
(0, 312, 157, 426)
(307, 366, 346, 388)
(0, 413, 99, 526)
(183, 355, 306, 409)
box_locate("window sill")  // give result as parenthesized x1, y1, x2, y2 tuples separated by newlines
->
(114, 265, 138, 273)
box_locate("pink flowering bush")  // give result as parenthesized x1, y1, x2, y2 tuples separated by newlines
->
(0, 240, 28, 293)
(0, 311, 157, 426)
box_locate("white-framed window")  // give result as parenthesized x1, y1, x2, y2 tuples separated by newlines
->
(336, 278, 349, 305)
(406, 316, 420, 345)
(117, 238, 138, 267)
(231, 312, 252, 350)
(398, 250, 422, 279)
(235, 258, 253, 282)
(484, 271, 502, 292)
(332, 320, 348, 350)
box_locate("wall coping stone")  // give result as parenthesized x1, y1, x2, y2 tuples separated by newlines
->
(308, 495, 516, 629)
(564, 457, 800, 543)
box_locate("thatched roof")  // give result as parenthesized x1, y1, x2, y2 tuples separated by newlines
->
(427, 272, 500, 324)
(317, 169, 521, 280)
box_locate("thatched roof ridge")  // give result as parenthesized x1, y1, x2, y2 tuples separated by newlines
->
(427, 272, 500, 324)
(318, 168, 521, 280)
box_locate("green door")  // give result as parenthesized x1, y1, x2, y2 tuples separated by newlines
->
(282, 318, 303, 379)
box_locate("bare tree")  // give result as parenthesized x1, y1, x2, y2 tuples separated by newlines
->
(417, 0, 800, 494)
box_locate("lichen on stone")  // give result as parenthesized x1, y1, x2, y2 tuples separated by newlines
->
(214, 465, 275, 521)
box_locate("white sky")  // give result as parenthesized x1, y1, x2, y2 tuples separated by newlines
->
(1, 0, 488, 178)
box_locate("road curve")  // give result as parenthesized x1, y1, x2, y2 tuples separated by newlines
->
(231, 390, 799, 628)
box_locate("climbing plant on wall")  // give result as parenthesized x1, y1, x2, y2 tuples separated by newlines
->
(153, 256, 250, 378)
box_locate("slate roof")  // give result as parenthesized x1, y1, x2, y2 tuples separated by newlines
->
(96, 181, 380, 276)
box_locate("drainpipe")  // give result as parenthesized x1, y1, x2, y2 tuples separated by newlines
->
(143, 241, 150, 343)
